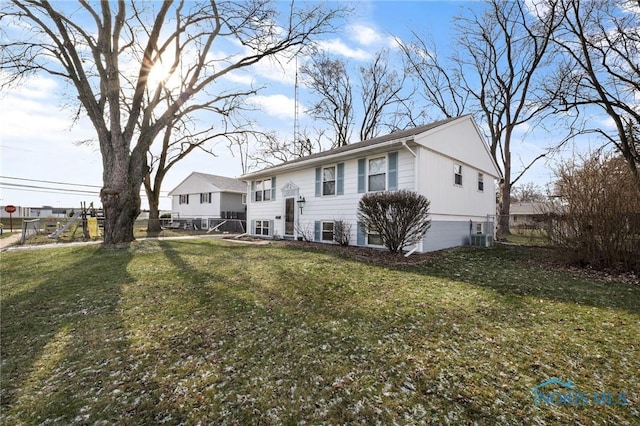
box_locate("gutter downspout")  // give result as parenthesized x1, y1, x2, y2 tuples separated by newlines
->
(402, 139, 424, 255)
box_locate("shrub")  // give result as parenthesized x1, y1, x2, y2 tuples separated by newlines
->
(357, 190, 431, 253)
(333, 220, 351, 246)
(547, 152, 640, 272)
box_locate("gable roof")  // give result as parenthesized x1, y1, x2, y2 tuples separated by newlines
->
(510, 202, 553, 215)
(168, 172, 247, 196)
(240, 115, 501, 180)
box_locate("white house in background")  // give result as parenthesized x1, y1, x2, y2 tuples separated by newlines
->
(240, 115, 502, 252)
(168, 172, 246, 228)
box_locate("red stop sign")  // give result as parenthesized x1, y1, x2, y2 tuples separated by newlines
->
(4, 205, 16, 213)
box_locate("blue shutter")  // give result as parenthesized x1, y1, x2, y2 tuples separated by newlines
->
(337, 163, 344, 195)
(314, 221, 321, 241)
(271, 177, 276, 200)
(315, 167, 321, 197)
(357, 159, 366, 193)
(269, 219, 274, 236)
(388, 152, 398, 191)
(357, 222, 366, 246)
(251, 181, 256, 202)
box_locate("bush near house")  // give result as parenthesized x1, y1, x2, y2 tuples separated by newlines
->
(548, 153, 640, 273)
(357, 190, 431, 253)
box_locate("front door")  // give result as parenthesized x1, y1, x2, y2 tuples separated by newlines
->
(285, 197, 295, 236)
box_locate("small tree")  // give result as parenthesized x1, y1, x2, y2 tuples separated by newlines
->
(357, 190, 431, 253)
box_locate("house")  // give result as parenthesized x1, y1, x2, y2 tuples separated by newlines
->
(168, 172, 247, 230)
(240, 115, 501, 252)
(510, 202, 551, 229)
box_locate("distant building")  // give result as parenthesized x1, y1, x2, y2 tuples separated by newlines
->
(167, 172, 246, 230)
(509, 202, 552, 229)
(0, 205, 74, 218)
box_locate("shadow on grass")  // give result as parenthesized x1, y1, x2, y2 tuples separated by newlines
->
(0, 246, 133, 423)
(280, 242, 640, 315)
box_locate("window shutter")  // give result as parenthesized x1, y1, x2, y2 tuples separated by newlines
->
(388, 152, 398, 191)
(357, 222, 366, 246)
(271, 177, 276, 200)
(251, 219, 256, 235)
(314, 221, 321, 241)
(269, 220, 274, 236)
(337, 163, 344, 195)
(357, 159, 366, 193)
(315, 167, 321, 197)
(251, 181, 256, 202)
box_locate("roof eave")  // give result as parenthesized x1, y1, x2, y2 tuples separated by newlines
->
(239, 138, 411, 180)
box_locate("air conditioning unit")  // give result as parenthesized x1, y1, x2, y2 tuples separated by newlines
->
(471, 233, 493, 247)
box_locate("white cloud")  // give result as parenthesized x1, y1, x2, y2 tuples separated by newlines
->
(315, 39, 372, 61)
(350, 23, 383, 46)
(247, 94, 295, 120)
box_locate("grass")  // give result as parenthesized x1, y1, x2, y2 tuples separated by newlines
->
(1, 240, 638, 424)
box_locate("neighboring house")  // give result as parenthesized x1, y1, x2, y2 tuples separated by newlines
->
(0, 206, 73, 218)
(510, 202, 551, 229)
(168, 172, 247, 229)
(240, 115, 502, 252)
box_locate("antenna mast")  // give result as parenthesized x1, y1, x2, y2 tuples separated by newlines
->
(294, 55, 300, 157)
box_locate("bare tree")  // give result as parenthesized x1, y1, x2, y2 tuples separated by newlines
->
(300, 53, 354, 147)
(398, 0, 565, 238)
(551, 0, 640, 188)
(358, 49, 407, 141)
(510, 182, 547, 203)
(1, 0, 344, 244)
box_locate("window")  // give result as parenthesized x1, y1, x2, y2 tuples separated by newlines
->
(255, 220, 270, 236)
(322, 166, 336, 196)
(368, 157, 386, 191)
(179, 194, 189, 205)
(367, 232, 383, 246)
(322, 222, 334, 242)
(254, 179, 272, 202)
(200, 192, 211, 203)
(454, 164, 463, 186)
(477, 173, 484, 192)
(242, 193, 247, 205)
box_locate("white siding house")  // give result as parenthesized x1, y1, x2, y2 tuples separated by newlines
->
(240, 115, 501, 252)
(168, 172, 246, 229)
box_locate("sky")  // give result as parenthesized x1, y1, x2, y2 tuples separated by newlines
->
(0, 1, 601, 211)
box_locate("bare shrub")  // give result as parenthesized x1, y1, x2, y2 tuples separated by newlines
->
(547, 152, 640, 272)
(357, 190, 431, 253)
(294, 222, 314, 242)
(333, 220, 352, 246)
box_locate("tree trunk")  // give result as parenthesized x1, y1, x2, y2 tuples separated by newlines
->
(497, 179, 512, 239)
(101, 181, 141, 245)
(147, 193, 162, 233)
(100, 140, 146, 245)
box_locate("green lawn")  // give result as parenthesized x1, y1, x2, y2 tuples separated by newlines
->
(1, 240, 638, 424)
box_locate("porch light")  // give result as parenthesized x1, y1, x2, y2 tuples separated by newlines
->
(297, 196, 306, 213)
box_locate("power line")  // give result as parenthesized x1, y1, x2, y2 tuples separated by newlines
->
(0, 182, 169, 199)
(0, 175, 170, 195)
(0, 175, 101, 188)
